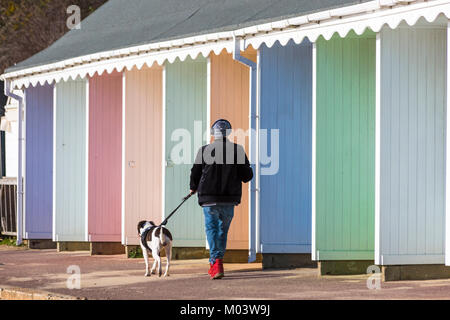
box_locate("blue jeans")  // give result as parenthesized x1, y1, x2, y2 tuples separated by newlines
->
(203, 205, 235, 264)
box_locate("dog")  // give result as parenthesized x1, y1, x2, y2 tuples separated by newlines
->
(138, 220, 173, 277)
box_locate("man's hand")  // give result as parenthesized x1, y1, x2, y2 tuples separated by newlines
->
(190, 190, 197, 195)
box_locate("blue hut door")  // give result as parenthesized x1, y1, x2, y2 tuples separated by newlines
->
(259, 41, 313, 254)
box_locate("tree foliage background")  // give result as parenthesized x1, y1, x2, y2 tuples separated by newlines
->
(0, 0, 108, 75)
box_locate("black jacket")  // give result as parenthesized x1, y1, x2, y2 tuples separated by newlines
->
(190, 138, 253, 206)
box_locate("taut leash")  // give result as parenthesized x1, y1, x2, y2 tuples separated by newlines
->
(160, 192, 194, 226)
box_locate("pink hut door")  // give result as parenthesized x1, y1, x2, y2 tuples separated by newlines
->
(88, 71, 123, 242)
(123, 66, 163, 245)
(210, 50, 256, 250)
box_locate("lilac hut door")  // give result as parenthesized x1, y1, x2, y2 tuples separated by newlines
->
(24, 84, 53, 239)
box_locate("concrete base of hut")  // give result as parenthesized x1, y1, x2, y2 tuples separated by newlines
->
(222, 250, 262, 263)
(125, 245, 209, 260)
(26, 239, 57, 250)
(125, 246, 261, 262)
(90, 242, 125, 255)
(170, 247, 210, 260)
(57, 242, 90, 252)
(382, 265, 450, 281)
(318, 260, 375, 276)
(262, 253, 316, 269)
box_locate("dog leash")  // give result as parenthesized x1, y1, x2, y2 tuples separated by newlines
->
(140, 192, 193, 252)
(160, 192, 194, 226)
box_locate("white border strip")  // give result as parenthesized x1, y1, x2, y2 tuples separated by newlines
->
(52, 84, 57, 241)
(22, 89, 27, 239)
(311, 42, 317, 261)
(446, 19, 450, 266)
(85, 78, 90, 242)
(121, 72, 126, 245)
(375, 32, 382, 265)
(255, 49, 261, 254)
(161, 65, 166, 223)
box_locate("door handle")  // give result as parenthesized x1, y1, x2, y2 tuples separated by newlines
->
(166, 158, 174, 168)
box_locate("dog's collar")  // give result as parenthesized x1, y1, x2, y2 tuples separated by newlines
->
(141, 225, 153, 234)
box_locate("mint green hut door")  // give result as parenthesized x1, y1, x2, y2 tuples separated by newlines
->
(165, 57, 207, 247)
(314, 31, 376, 261)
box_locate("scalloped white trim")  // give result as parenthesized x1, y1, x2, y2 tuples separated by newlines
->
(244, 0, 450, 49)
(11, 42, 234, 89)
(4, 0, 450, 89)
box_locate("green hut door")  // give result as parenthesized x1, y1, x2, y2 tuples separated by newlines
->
(315, 31, 376, 261)
(164, 57, 207, 247)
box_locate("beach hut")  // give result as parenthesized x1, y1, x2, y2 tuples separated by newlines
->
(376, 20, 448, 280)
(53, 78, 88, 247)
(312, 30, 376, 275)
(164, 57, 208, 253)
(23, 84, 54, 246)
(208, 50, 254, 259)
(258, 40, 313, 268)
(87, 71, 123, 253)
(122, 65, 163, 250)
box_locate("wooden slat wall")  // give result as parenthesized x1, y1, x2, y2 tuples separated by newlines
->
(88, 71, 123, 242)
(259, 41, 313, 253)
(54, 79, 87, 241)
(25, 84, 53, 239)
(210, 51, 250, 250)
(123, 66, 163, 245)
(165, 57, 207, 247)
(315, 31, 376, 260)
(379, 26, 446, 265)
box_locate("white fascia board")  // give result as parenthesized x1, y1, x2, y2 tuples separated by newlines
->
(287, 16, 310, 26)
(205, 34, 220, 41)
(330, 2, 381, 17)
(233, 29, 246, 37)
(379, 0, 398, 6)
(183, 37, 196, 45)
(307, 11, 332, 22)
(256, 23, 273, 32)
(270, 20, 291, 29)
(379, 0, 415, 6)
(243, 26, 259, 34)
(171, 39, 185, 46)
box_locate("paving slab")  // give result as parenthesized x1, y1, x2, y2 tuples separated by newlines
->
(1, 247, 450, 300)
(0, 286, 85, 300)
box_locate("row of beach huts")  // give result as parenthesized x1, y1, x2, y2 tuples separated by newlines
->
(1, 0, 450, 280)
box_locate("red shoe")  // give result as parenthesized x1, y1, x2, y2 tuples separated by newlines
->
(217, 258, 224, 275)
(208, 262, 214, 276)
(210, 259, 224, 280)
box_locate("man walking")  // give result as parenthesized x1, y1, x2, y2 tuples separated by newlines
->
(190, 119, 253, 279)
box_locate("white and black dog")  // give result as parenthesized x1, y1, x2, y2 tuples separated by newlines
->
(138, 221, 173, 277)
